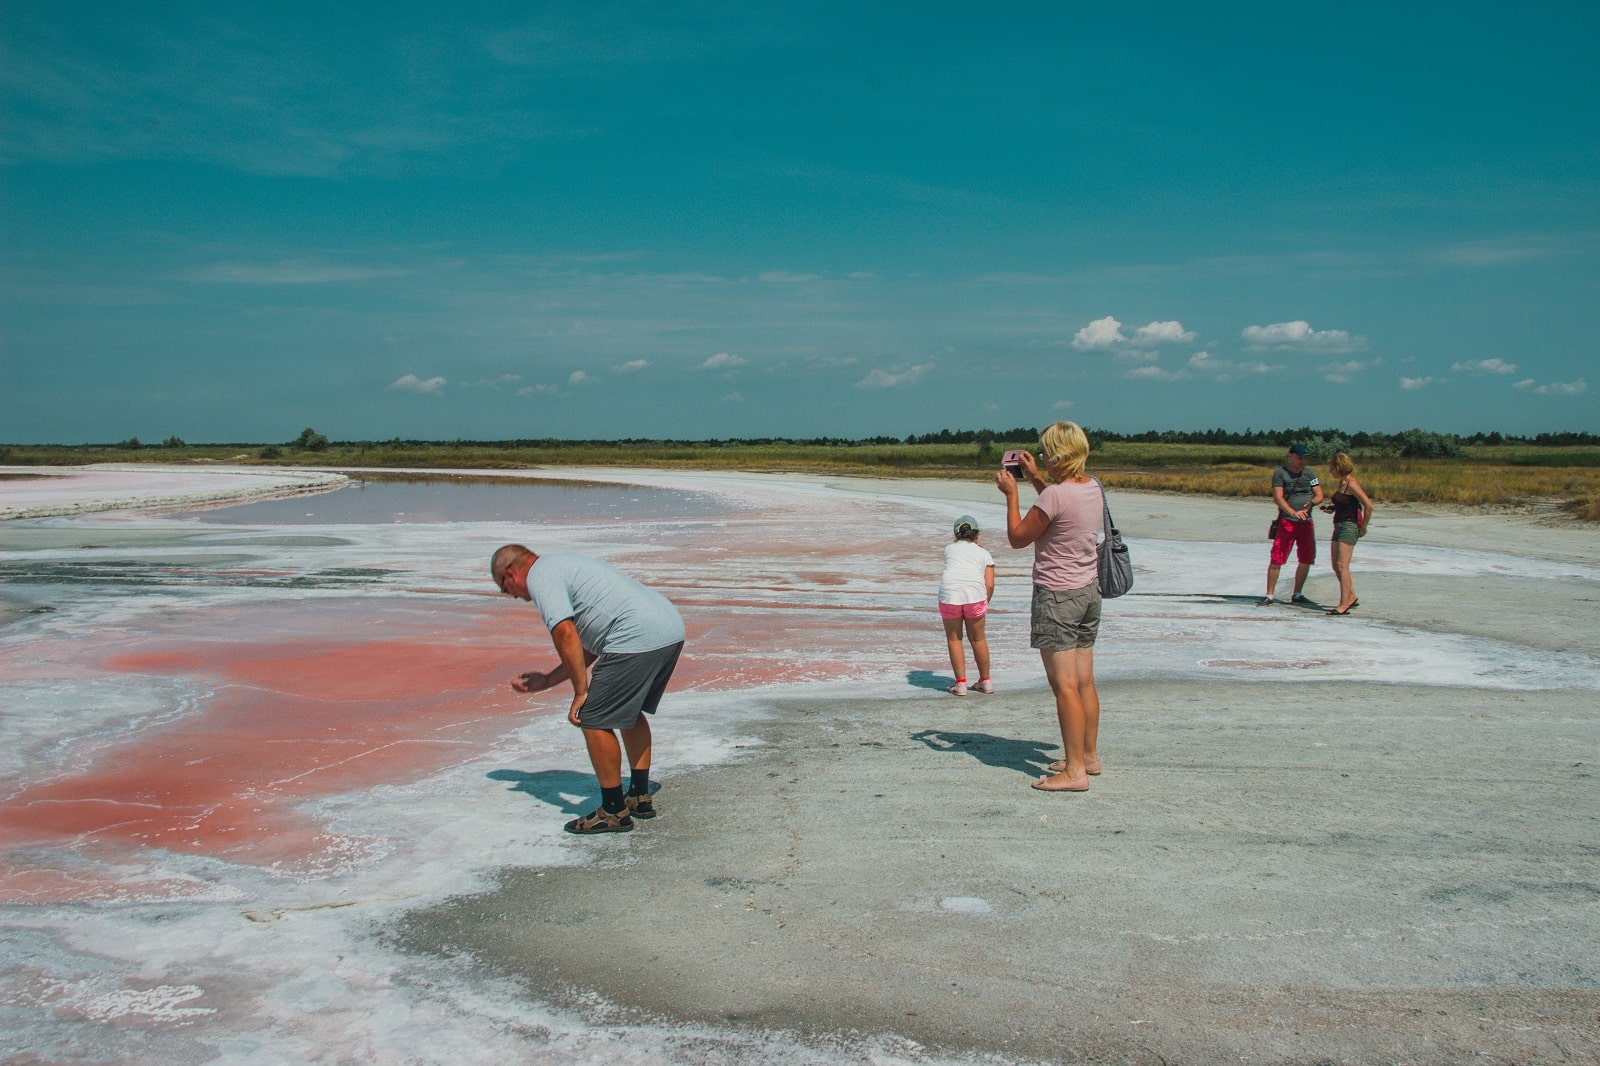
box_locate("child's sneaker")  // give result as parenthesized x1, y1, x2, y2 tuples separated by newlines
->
(974, 679, 995, 694)
(947, 681, 968, 696)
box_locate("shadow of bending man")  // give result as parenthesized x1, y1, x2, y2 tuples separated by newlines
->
(486, 768, 605, 815)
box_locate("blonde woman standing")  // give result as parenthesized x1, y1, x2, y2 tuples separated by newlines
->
(1321, 452, 1374, 615)
(997, 421, 1104, 792)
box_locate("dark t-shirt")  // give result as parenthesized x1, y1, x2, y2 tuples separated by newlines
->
(1272, 465, 1320, 518)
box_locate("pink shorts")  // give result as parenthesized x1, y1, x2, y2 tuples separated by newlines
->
(939, 600, 988, 620)
(1270, 518, 1317, 566)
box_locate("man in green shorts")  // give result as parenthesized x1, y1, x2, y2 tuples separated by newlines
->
(491, 545, 686, 835)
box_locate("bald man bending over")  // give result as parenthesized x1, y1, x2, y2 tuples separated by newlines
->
(492, 545, 686, 834)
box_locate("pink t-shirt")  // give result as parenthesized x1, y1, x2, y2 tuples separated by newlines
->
(1030, 479, 1103, 591)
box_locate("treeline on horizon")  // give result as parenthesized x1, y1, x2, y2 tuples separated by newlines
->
(13, 425, 1600, 453)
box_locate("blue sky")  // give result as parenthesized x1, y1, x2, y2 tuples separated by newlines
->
(2, 2, 1596, 444)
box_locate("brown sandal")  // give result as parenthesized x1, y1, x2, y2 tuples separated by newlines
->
(564, 806, 634, 834)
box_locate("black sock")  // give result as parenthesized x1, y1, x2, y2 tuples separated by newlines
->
(601, 785, 626, 814)
(628, 769, 651, 797)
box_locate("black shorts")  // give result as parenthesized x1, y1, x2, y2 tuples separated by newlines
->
(579, 642, 683, 730)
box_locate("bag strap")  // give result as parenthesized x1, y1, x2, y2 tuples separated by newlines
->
(1089, 476, 1115, 534)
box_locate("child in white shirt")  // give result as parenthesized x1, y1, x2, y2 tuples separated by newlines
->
(938, 515, 996, 695)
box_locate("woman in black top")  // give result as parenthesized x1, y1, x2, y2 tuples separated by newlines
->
(1321, 453, 1374, 615)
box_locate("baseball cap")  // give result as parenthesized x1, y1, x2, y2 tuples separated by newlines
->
(953, 514, 979, 536)
(1287, 443, 1310, 456)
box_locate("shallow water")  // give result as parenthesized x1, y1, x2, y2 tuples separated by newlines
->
(190, 476, 747, 526)
(2, 470, 1597, 1063)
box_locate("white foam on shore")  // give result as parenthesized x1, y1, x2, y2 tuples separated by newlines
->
(0, 464, 349, 520)
(2, 467, 1596, 1063)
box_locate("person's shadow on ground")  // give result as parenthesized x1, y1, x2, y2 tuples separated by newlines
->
(1204, 593, 1326, 609)
(906, 669, 953, 692)
(485, 769, 598, 813)
(910, 730, 1058, 776)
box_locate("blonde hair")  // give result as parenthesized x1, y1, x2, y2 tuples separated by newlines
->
(1328, 452, 1355, 477)
(1038, 421, 1089, 480)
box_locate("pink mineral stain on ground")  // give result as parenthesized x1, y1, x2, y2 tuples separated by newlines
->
(0, 608, 540, 899)
(0, 585, 933, 902)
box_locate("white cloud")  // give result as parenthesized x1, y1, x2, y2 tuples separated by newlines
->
(1534, 378, 1587, 396)
(846, 271, 880, 280)
(1072, 316, 1126, 350)
(463, 374, 521, 390)
(1051, 400, 1074, 410)
(1451, 358, 1519, 375)
(700, 351, 747, 370)
(1134, 320, 1196, 345)
(758, 271, 820, 283)
(1321, 359, 1368, 384)
(1127, 365, 1175, 380)
(613, 359, 649, 374)
(1184, 351, 1282, 381)
(1242, 321, 1361, 352)
(1514, 378, 1537, 390)
(1399, 376, 1435, 390)
(568, 370, 590, 386)
(516, 383, 557, 396)
(388, 374, 446, 395)
(856, 363, 932, 389)
(722, 391, 744, 403)
(1115, 348, 1161, 362)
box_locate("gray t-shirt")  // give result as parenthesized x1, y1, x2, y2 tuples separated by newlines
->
(525, 554, 685, 655)
(1272, 465, 1320, 517)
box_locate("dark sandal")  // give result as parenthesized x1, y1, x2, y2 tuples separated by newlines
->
(625, 794, 656, 819)
(564, 806, 634, 834)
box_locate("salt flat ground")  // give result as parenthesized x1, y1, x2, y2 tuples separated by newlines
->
(1, 464, 1597, 1065)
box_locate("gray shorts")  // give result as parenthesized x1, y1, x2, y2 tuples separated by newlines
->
(1332, 520, 1361, 545)
(1030, 584, 1101, 651)
(580, 642, 683, 730)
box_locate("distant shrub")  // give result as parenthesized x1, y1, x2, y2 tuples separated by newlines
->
(1395, 428, 1464, 458)
(293, 427, 329, 452)
(116, 437, 142, 450)
(259, 445, 283, 459)
(163, 435, 186, 448)
(1303, 434, 1351, 460)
